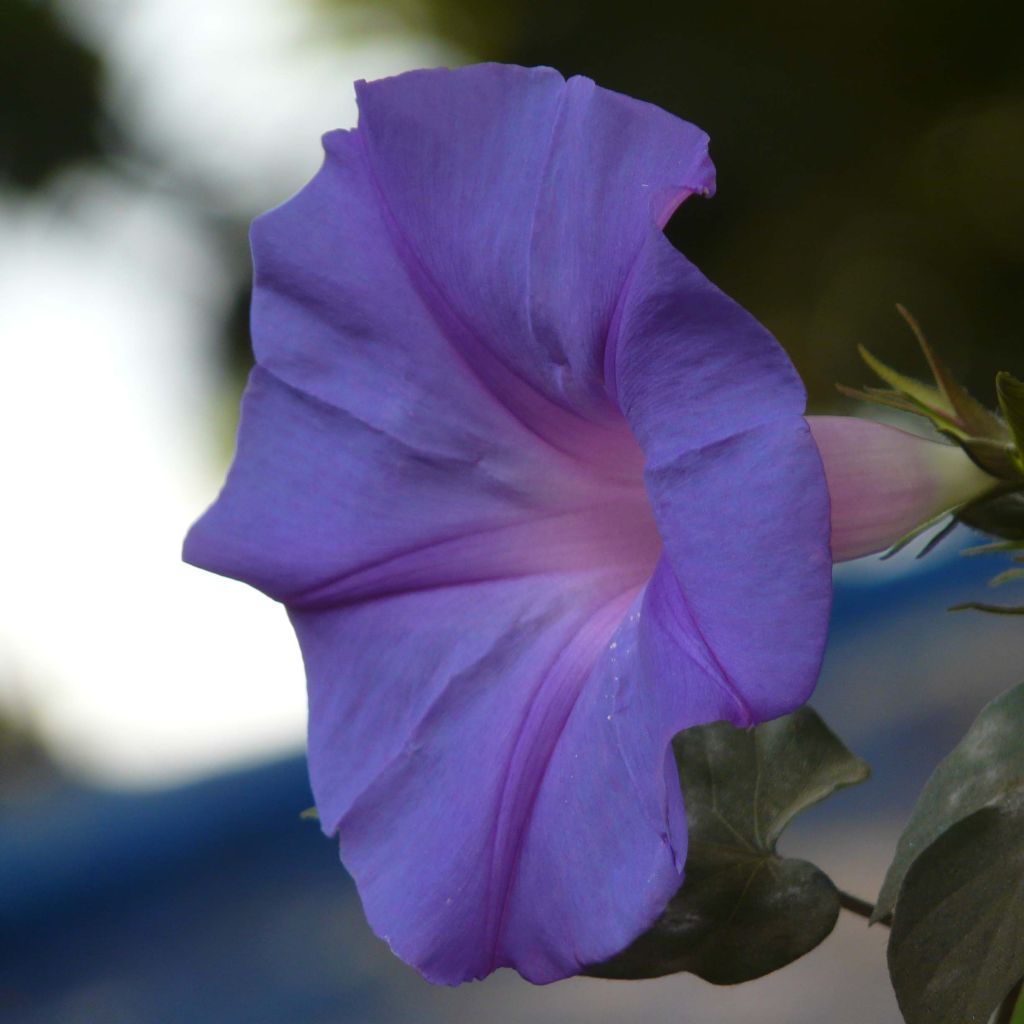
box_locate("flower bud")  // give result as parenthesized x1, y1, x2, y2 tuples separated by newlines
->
(807, 415, 997, 562)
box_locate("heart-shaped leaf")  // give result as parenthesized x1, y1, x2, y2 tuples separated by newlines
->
(587, 707, 869, 984)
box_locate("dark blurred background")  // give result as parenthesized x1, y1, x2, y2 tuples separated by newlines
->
(9, 0, 1023, 397)
(1, 1, 1021, 1021)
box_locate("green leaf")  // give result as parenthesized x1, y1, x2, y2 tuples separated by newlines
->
(887, 800, 1024, 1024)
(586, 707, 870, 984)
(997, 372, 1024, 456)
(875, 682, 1024, 922)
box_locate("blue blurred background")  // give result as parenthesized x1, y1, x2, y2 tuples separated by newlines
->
(1, 1, 1021, 1021)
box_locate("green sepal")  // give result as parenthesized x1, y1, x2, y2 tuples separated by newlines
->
(880, 510, 956, 561)
(961, 539, 1024, 557)
(836, 384, 936, 417)
(957, 488, 1024, 542)
(841, 308, 1023, 489)
(895, 304, 1007, 441)
(854, 345, 959, 428)
(958, 536, 1024, 604)
(997, 372, 1024, 466)
(586, 708, 869, 984)
(914, 516, 961, 559)
(848, 306, 1008, 444)
(835, 384, 946, 423)
(910, 476, 1024, 574)
(989, 567, 1024, 587)
(946, 434, 1022, 480)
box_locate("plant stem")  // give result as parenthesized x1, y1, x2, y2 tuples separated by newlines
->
(838, 890, 890, 927)
(993, 978, 1023, 1024)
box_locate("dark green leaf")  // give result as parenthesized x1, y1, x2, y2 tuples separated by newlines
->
(875, 682, 1024, 921)
(885, 686, 1024, 1021)
(590, 854, 840, 984)
(587, 708, 869, 984)
(888, 800, 1024, 1024)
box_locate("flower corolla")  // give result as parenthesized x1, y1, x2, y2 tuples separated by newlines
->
(184, 63, 832, 985)
(809, 416, 998, 561)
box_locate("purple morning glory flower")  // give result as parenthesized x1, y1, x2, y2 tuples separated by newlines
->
(184, 63, 832, 985)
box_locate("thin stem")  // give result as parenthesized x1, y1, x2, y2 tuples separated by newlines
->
(993, 978, 1023, 1024)
(838, 890, 891, 927)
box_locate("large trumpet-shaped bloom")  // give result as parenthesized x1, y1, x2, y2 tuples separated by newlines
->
(184, 63, 832, 985)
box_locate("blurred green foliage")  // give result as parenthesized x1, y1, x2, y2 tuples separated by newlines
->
(6, 0, 1022, 404)
(0, 708, 58, 799)
(1, 0, 105, 189)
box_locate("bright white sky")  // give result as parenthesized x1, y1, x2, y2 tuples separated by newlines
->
(0, 0, 459, 787)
